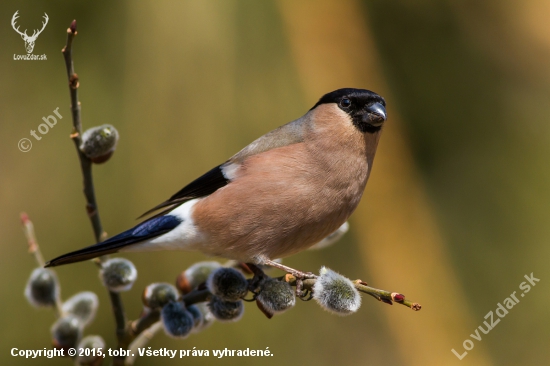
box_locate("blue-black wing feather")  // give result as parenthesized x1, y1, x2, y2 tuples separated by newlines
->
(45, 215, 182, 267)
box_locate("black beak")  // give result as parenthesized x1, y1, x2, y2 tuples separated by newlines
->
(363, 102, 387, 126)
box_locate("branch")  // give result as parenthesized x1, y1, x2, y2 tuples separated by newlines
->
(61, 20, 128, 365)
(125, 269, 420, 355)
(61, 21, 105, 244)
(21, 213, 63, 316)
(21, 213, 46, 267)
(125, 322, 163, 366)
(122, 265, 419, 365)
(352, 280, 422, 311)
(128, 310, 160, 339)
(284, 274, 422, 311)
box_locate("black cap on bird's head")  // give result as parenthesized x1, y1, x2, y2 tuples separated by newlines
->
(312, 88, 387, 133)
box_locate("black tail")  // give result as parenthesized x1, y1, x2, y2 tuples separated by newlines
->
(45, 241, 126, 267)
(45, 215, 182, 267)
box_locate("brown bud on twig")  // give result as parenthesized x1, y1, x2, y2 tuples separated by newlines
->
(391, 292, 405, 302)
(70, 20, 77, 34)
(69, 73, 79, 89)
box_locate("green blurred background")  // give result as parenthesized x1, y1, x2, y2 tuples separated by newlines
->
(1, 1, 549, 365)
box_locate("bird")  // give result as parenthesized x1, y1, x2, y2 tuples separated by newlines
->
(45, 88, 387, 273)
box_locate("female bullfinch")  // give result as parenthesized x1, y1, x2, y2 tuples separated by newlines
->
(46, 88, 387, 269)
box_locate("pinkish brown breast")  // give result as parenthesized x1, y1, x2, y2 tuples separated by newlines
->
(192, 104, 381, 262)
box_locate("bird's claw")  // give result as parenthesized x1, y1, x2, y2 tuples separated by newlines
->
(297, 287, 313, 301)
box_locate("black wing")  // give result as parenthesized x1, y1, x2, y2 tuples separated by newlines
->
(139, 164, 230, 218)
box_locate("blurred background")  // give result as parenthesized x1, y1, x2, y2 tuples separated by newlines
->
(1, 0, 549, 365)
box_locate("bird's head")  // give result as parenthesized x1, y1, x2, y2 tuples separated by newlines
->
(312, 88, 387, 133)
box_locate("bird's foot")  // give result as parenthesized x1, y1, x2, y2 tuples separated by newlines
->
(243, 263, 268, 298)
(260, 259, 317, 279)
(259, 259, 317, 299)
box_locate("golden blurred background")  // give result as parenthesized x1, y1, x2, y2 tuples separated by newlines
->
(1, 1, 549, 365)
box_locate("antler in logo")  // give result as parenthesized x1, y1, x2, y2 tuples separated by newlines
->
(11, 11, 49, 54)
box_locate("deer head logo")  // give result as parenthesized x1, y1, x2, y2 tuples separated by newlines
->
(11, 11, 49, 54)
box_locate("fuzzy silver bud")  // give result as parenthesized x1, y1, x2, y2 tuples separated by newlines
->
(256, 278, 295, 316)
(208, 296, 244, 322)
(100, 258, 137, 292)
(313, 267, 361, 316)
(25, 268, 59, 308)
(80, 124, 119, 164)
(61, 291, 98, 326)
(206, 268, 248, 301)
(76, 335, 105, 365)
(51, 316, 83, 351)
(176, 261, 222, 294)
(309, 221, 349, 250)
(161, 301, 194, 339)
(142, 283, 178, 309)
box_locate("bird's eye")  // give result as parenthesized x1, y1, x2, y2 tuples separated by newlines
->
(340, 98, 351, 108)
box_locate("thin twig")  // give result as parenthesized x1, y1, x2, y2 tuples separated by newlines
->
(182, 288, 211, 305)
(61, 20, 128, 365)
(61, 21, 105, 244)
(284, 274, 422, 311)
(21, 213, 63, 316)
(125, 322, 163, 366)
(128, 310, 161, 339)
(21, 213, 46, 267)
